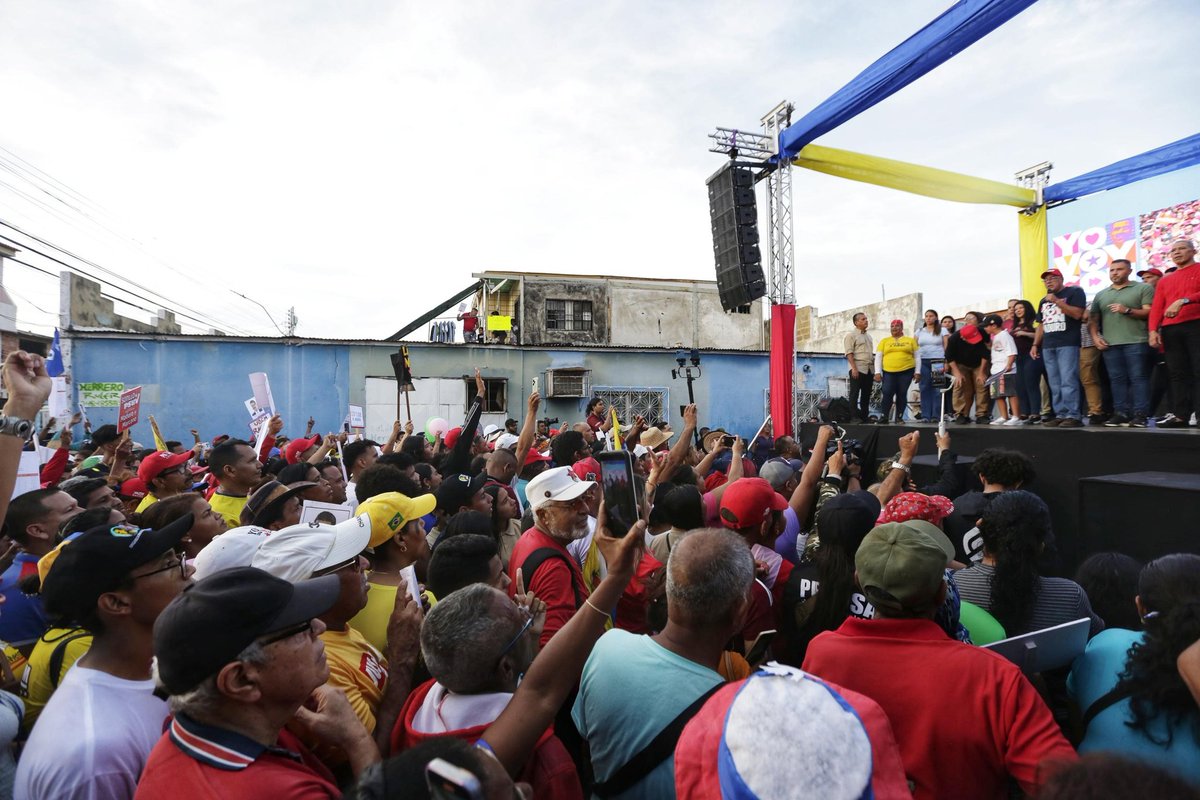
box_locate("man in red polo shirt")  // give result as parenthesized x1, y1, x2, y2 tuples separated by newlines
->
(507, 466, 594, 647)
(136, 567, 380, 799)
(802, 521, 1075, 799)
(1148, 239, 1200, 427)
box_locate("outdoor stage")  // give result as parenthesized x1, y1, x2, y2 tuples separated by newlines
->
(798, 421, 1200, 575)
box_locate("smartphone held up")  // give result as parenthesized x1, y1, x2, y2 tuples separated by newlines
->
(596, 450, 640, 536)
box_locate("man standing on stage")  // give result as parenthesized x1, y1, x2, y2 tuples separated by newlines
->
(1032, 269, 1087, 428)
(1149, 239, 1200, 428)
(845, 312, 874, 423)
(1090, 259, 1155, 427)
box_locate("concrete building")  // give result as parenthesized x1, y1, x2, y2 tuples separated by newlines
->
(793, 292, 925, 354)
(0, 244, 52, 364)
(394, 271, 765, 351)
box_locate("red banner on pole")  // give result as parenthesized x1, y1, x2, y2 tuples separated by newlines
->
(770, 304, 796, 437)
(117, 386, 142, 433)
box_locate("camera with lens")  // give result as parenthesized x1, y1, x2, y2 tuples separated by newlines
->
(825, 437, 864, 464)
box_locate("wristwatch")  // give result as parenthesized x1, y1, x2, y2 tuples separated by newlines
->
(0, 416, 34, 440)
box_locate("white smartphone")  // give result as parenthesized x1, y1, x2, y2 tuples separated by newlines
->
(532, 376, 539, 394)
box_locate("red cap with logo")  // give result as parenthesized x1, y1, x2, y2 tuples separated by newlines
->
(137, 450, 193, 483)
(719, 477, 787, 530)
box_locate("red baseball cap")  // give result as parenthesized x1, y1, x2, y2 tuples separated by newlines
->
(959, 324, 983, 345)
(1137, 267, 1163, 278)
(719, 478, 787, 530)
(524, 448, 552, 466)
(443, 427, 464, 448)
(284, 436, 319, 464)
(119, 477, 149, 501)
(572, 457, 601, 482)
(137, 450, 192, 484)
(1040, 268, 1063, 279)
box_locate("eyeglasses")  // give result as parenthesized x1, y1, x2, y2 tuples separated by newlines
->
(258, 619, 316, 647)
(131, 553, 187, 581)
(495, 610, 533, 667)
(312, 557, 363, 578)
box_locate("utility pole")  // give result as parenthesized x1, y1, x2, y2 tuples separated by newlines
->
(286, 307, 298, 337)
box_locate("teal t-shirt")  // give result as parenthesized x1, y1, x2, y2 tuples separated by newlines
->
(1091, 283, 1155, 345)
(1069, 628, 1200, 783)
(572, 629, 723, 800)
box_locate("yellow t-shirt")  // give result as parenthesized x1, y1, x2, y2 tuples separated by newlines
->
(348, 581, 398, 656)
(321, 625, 388, 733)
(208, 492, 248, 528)
(134, 493, 161, 514)
(19, 627, 93, 734)
(877, 335, 919, 373)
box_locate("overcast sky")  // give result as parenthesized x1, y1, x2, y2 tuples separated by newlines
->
(1, 0, 1197, 340)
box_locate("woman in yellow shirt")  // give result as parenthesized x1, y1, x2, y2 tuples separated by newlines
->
(874, 319, 921, 423)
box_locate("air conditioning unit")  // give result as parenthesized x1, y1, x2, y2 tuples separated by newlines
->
(544, 369, 589, 398)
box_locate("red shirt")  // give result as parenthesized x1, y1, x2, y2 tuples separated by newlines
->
(802, 617, 1076, 800)
(585, 413, 605, 432)
(1149, 263, 1200, 331)
(508, 527, 589, 647)
(390, 679, 582, 800)
(134, 714, 339, 799)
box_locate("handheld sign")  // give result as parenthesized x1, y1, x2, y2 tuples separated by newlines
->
(117, 386, 142, 433)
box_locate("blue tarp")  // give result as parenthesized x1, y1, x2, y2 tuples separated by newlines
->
(1044, 133, 1200, 203)
(778, 0, 1038, 158)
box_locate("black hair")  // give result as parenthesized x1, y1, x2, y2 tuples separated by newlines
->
(585, 397, 604, 414)
(376, 452, 415, 472)
(851, 312, 865, 323)
(164, 441, 182, 451)
(4, 488, 63, 545)
(1012, 300, 1037, 327)
(64, 478, 110, 508)
(977, 490, 1048, 634)
(208, 439, 252, 480)
(358, 738, 494, 800)
(439, 511, 493, 543)
(139, 492, 201, 532)
(56, 506, 116, 542)
(550, 430, 586, 467)
(355, 465, 421, 505)
(941, 315, 957, 333)
(480, 484, 508, 541)
(277, 462, 319, 485)
(922, 310, 939, 330)
(342, 440, 379, 472)
(468, 455, 488, 476)
(262, 456, 287, 477)
(426, 534, 499, 600)
(658, 484, 703, 531)
(1035, 753, 1200, 799)
(1114, 554, 1200, 746)
(971, 448, 1036, 489)
(1075, 552, 1143, 631)
(399, 435, 429, 463)
(413, 463, 435, 487)
(669, 464, 700, 488)
(90, 424, 120, 447)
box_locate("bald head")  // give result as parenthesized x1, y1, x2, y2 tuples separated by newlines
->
(666, 528, 755, 627)
(572, 422, 595, 444)
(485, 447, 518, 482)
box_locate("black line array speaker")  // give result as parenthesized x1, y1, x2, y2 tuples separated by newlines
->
(1078, 471, 1200, 563)
(706, 162, 765, 311)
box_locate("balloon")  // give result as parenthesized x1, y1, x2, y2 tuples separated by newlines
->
(425, 417, 449, 443)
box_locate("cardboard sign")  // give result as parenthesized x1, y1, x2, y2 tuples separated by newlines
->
(348, 404, 365, 429)
(79, 382, 124, 408)
(11, 451, 40, 499)
(244, 398, 260, 418)
(300, 500, 352, 525)
(249, 373, 276, 416)
(48, 377, 71, 421)
(248, 409, 270, 438)
(117, 386, 142, 433)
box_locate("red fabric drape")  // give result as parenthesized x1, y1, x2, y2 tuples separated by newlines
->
(770, 304, 796, 437)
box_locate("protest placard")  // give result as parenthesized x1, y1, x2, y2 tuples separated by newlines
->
(349, 404, 365, 429)
(78, 382, 124, 408)
(249, 373, 275, 416)
(300, 501, 352, 525)
(117, 386, 142, 433)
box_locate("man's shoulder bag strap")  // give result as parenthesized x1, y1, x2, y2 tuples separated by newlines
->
(592, 681, 725, 798)
(520, 547, 583, 609)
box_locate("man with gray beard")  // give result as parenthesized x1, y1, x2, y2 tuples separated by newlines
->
(507, 467, 595, 647)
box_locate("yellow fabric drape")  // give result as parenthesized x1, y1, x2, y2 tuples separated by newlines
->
(793, 144, 1037, 208)
(1018, 206, 1049, 304)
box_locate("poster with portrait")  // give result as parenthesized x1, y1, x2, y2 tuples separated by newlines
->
(1139, 199, 1200, 272)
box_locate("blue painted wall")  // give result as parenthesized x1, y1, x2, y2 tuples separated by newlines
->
(71, 335, 846, 445)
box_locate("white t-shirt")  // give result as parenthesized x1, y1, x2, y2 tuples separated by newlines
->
(989, 329, 1018, 376)
(14, 665, 168, 800)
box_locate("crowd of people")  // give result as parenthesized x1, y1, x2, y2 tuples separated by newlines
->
(0, 333, 1197, 800)
(844, 239, 1200, 429)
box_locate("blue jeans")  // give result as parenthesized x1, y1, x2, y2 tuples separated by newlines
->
(1015, 352, 1042, 418)
(1102, 342, 1150, 416)
(918, 369, 939, 420)
(881, 369, 914, 422)
(1042, 346, 1081, 420)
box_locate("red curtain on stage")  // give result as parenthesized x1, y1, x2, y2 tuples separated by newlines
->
(770, 304, 796, 437)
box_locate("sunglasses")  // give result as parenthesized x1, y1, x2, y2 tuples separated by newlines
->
(131, 553, 187, 581)
(312, 557, 363, 578)
(494, 609, 533, 668)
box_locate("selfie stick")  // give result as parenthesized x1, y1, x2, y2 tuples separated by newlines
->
(938, 374, 959, 439)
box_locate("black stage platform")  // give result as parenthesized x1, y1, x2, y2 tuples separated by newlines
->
(797, 421, 1200, 574)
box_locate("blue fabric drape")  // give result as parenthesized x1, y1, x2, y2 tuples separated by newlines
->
(1044, 133, 1200, 203)
(778, 0, 1038, 158)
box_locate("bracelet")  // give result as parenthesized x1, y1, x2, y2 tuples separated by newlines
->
(583, 598, 609, 618)
(892, 461, 911, 474)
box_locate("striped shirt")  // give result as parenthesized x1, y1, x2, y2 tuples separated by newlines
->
(952, 563, 1104, 637)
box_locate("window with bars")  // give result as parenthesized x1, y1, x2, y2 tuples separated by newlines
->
(545, 299, 593, 332)
(593, 387, 668, 427)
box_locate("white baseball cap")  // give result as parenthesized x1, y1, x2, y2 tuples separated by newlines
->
(494, 433, 519, 450)
(526, 466, 594, 513)
(482, 424, 501, 439)
(251, 513, 372, 583)
(192, 526, 272, 581)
